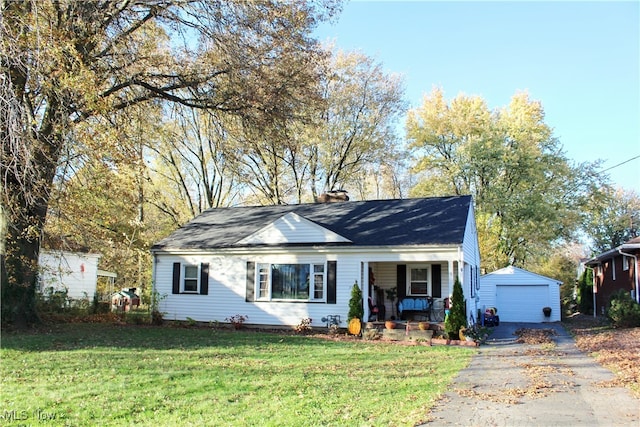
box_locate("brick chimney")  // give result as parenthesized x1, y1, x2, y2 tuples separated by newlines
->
(317, 190, 349, 203)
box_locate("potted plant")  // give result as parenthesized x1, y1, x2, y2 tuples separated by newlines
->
(346, 282, 364, 336)
(347, 282, 364, 323)
(385, 320, 396, 330)
(543, 307, 552, 317)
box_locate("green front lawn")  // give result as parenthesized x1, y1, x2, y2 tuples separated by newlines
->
(1, 324, 472, 426)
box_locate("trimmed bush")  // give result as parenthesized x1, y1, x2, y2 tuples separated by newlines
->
(445, 277, 466, 340)
(607, 290, 640, 328)
(348, 282, 364, 321)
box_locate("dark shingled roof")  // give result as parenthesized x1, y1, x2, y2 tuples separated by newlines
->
(152, 196, 472, 251)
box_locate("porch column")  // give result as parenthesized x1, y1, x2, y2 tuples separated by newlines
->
(447, 260, 454, 297)
(362, 262, 370, 322)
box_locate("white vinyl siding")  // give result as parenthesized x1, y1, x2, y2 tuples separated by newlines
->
(155, 253, 357, 326)
(237, 212, 350, 245)
(38, 251, 101, 300)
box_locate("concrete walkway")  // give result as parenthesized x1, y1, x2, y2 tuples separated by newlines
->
(423, 322, 639, 426)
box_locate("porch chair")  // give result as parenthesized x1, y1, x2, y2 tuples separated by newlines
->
(368, 296, 385, 321)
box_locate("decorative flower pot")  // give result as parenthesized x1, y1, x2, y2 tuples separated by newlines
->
(385, 320, 396, 330)
(418, 322, 430, 331)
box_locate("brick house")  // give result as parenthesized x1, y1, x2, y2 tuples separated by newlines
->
(585, 237, 640, 315)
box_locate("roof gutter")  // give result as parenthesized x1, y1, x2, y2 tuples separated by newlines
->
(618, 250, 639, 304)
(583, 265, 597, 318)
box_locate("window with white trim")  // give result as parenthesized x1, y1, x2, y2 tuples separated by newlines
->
(408, 265, 429, 296)
(183, 264, 199, 292)
(612, 258, 616, 280)
(256, 263, 325, 301)
(258, 263, 269, 299)
(313, 264, 324, 299)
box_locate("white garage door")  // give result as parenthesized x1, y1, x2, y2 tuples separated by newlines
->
(496, 285, 549, 323)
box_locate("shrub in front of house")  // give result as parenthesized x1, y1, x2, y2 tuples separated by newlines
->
(445, 277, 466, 340)
(348, 282, 363, 322)
(607, 290, 640, 328)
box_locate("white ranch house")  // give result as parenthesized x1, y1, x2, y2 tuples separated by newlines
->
(151, 196, 481, 329)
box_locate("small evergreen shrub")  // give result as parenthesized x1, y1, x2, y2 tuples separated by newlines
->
(577, 269, 594, 314)
(445, 277, 466, 340)
(607, 290, 640, 328)
(348, 282, 363, 321)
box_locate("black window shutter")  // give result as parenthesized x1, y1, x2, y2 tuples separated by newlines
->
(200, 263, 209, 295)
(246, 261, 255, 302)
(172, 262, 181, 294)
(397, 264, 406, 299)
(432, 264, 442, 298)
(327, 261, 337, 304)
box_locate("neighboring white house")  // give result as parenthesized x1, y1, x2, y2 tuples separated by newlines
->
(479, 266, 562, 323)
(151, 196, 481, 328)
(38, 250, 102, 300)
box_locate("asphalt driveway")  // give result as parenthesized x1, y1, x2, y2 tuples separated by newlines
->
(423, 322, 639, 426)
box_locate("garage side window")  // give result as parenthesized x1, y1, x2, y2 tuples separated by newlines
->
(184, 265, 199, 292)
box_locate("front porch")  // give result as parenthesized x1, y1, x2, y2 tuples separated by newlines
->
(365, 320, 443, 341)
(364, 320, 478, 346)
(362, 260, 459, 323)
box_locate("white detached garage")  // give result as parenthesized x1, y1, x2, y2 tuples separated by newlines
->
(479, 266, 562, 323)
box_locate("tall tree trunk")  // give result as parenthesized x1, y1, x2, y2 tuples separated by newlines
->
(2, 217, 42, 327)
(1, 91, 64, 326)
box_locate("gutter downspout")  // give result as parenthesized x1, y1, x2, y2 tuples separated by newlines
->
(151, 253, 158, 312)
(584, 266, 596, 318)
(618, 250, 639, 304)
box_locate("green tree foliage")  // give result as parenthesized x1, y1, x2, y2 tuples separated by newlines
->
(407, 88, 605, 270)
(348, 282, 364, 321)
(531, 248, 579, 315)
(45, 159, 153, 298)
(147, 105, 242, 222)
(308, 50, 406, 200)
(585, 188, 640, 253)
(227, 48, 407, 204)
(444, 277, 466, 339)
(1, 0, 340, 325)
(577, 269, 594, 315)
(607, 290, 640, 328)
